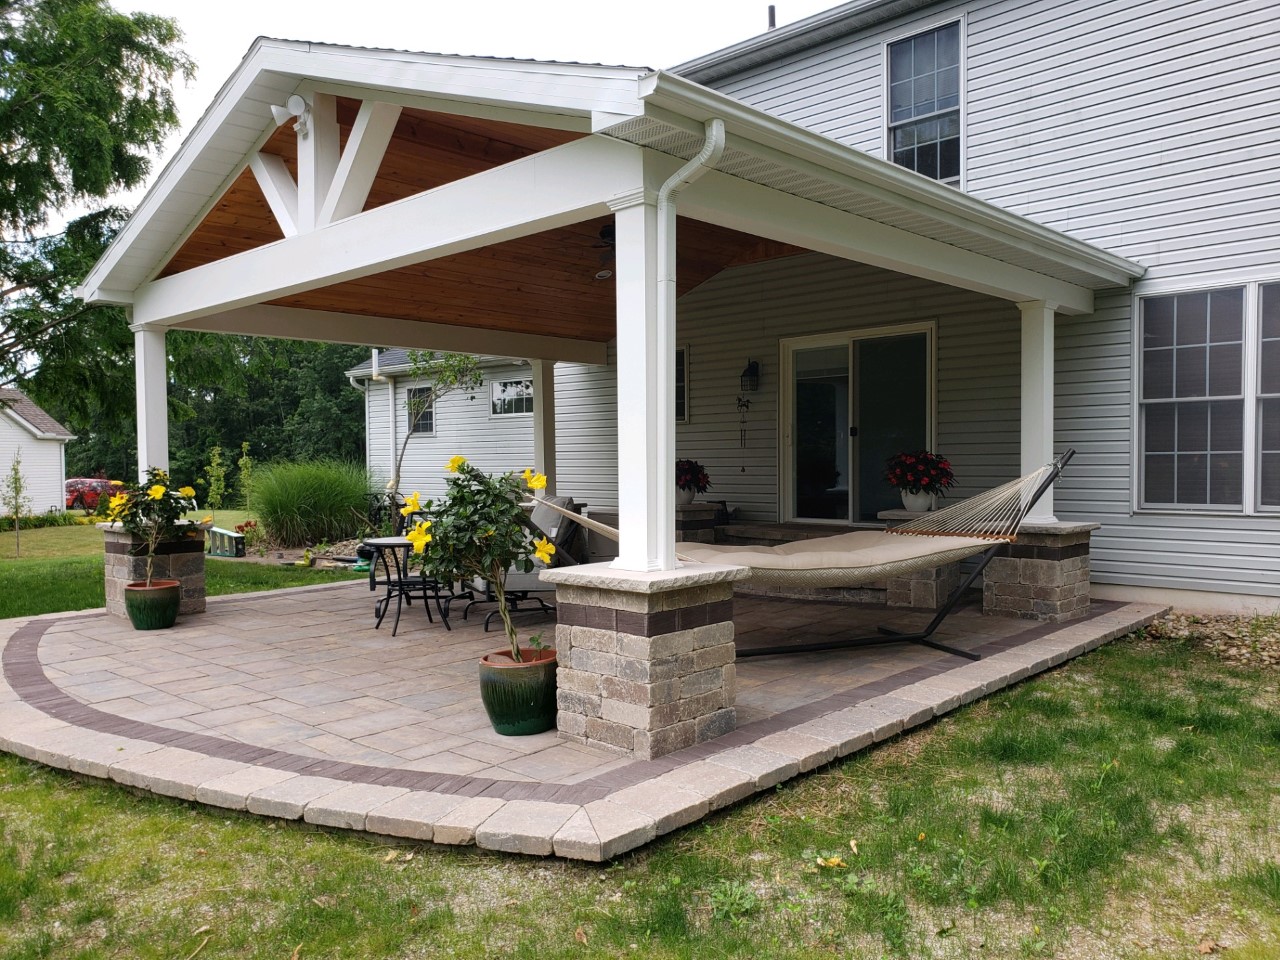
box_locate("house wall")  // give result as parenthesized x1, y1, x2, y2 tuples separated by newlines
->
(0, 416, 66, 514)
(698, 0, 1280, 599)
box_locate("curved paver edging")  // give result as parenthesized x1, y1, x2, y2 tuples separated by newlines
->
(0, 601, 1167, 859)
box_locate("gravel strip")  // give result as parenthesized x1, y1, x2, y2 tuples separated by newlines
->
(1145, 611, 1280, 669)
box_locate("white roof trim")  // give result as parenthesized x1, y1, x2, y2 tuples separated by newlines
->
(1, 406, 72, 442)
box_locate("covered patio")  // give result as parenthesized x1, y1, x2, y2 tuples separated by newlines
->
(1, 584, 1164, 859)
(68, 40, 1151, 766)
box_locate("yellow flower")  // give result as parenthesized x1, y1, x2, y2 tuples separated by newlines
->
(200, 515, 213, 525)
(109, 479, 123, 486)
(405, 519, 433, 553)
(147, 484, 166, 500)
(522, 468, 534, 483)
(178, 486, 196, 499)
(446, 455, 467, 473)
(106, 493, 129, 521)
(533, 536, 556, 565)
(527, 472, 548, 491)
(400, 491, 422, 517)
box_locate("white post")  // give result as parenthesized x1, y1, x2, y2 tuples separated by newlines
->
(611, 192, 674, 571)
(134, 325, 169, 479)
(531, 359, 557, 497)
(296, 93, 340, 234)
(1019, 300, 1058, 522)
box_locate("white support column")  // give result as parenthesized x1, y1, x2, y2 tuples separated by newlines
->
(611, 192, 674, 571)
(134, 326, 169, 479)
(531, 359, 557, 497)
(1019, 300, 1058, 522)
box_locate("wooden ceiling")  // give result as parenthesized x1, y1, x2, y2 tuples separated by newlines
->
(160, 98, 806, 343)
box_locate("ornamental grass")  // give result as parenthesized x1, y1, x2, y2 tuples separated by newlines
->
(248, 459, 373, 547)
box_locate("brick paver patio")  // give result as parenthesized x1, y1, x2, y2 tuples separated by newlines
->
(0, 580, 1165, 859)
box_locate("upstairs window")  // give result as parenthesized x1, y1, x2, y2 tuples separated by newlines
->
(491, 378, 534, 416)
(407, 386, 434, 435)
(888, 21, 962, 185)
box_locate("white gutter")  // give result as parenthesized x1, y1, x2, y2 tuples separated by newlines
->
(653, 118, 725, 569)
(366, 349, 398, 491)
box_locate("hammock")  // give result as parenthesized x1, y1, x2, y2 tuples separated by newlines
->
(532, 450, 1074, 661)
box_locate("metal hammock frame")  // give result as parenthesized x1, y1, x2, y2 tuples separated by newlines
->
(531, 450, 1075, 661)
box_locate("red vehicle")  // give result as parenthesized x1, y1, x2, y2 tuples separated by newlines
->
(65, 478, 116, 511)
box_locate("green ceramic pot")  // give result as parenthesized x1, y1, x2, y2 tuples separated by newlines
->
(477, 648, 558, 736)
(123, 579, 181, 630)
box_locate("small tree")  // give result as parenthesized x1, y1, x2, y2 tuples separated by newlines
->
(237, 441, 253, 512)
(390, 350, 482, 496)
(204, 445, 227, 514)
(2, 450, 31, 556)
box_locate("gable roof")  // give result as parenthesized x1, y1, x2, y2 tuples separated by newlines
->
(0, 389, 74, 440)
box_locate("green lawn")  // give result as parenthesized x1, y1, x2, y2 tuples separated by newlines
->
(0, 635, 1276, 959)
(0, 513, 358, 620)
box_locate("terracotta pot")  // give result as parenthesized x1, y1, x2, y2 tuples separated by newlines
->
(477, 647, 558, 736)
(123, 579, 181, 630)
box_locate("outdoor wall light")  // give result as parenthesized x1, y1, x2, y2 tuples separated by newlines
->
(740, 359, 761, 392)
(270, 94, 311, 138)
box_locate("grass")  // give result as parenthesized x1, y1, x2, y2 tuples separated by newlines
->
(0, 634, 1276, 959)
(0, 512, 358, 621)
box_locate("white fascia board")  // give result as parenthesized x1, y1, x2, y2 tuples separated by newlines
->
(0, 407, 69, 441)
(79, 38, 650, 302)
(672, 159, 1095, 314)
(132, 135, 642, 328)
(169, 305, 608, 365)
(635, 72, 1146, 289)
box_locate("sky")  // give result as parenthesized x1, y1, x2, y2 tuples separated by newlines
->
(112, 0, 843, 203)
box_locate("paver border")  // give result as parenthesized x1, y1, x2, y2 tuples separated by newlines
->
(0, 596, 1167, 859)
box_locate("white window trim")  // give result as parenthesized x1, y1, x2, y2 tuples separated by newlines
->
(778, 321, 938, 525)
(1130, 276, 1276, 516)
(406, 384, 435, 437)
(881, 14, 967, 190)
(488, 377, 534, 419)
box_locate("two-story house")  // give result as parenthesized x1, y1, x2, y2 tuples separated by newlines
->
(81, 0, 1277, 611)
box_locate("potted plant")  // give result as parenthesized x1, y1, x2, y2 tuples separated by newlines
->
(884, 451, 956, 511)
(106, 468, 201, 630)
(676, 458, 711, 505)
(411, 456, 558, 735)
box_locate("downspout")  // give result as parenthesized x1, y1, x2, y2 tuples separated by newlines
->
(654, 118, 725, 566)
(367, 349, 397, 491)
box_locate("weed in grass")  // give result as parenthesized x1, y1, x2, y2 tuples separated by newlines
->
(1234, 862, 1280, 907)
(707, 879, 758, 924)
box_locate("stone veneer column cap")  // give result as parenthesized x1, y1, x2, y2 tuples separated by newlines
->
(1016, 521, 1101, 535)
(541, 561, 748, 593)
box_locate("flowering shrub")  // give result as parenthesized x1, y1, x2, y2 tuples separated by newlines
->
(105, 467, 199, 584)
(676, 458, 711, 493)
(884, 451, 956, 496)
(411, 456, 553, 662)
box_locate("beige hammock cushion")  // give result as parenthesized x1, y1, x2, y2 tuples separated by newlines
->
(675, 531, 997, 588)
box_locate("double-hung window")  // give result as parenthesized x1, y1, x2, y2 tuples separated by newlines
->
(887, 21, 962, 185)
(1139, 282, 1278, 512)
(407, 386, 434, 436)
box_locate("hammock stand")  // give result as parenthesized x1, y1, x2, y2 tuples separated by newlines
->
(532, 449, 1075, 662)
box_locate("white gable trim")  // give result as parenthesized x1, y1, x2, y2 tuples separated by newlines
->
(1, 406, 72, 442)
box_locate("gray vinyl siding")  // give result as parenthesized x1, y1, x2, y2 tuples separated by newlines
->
(676, 253, 1022, 520)
(692, 0, 1280, 597)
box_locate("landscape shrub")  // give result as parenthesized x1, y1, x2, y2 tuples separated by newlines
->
(0, 512, 82, 533)
(248, 459, 372, 547)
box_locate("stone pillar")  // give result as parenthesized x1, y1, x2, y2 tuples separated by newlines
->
(982, 521, 1098, 623)
(101, 524, 207, 617)
(877, 508, 961, 611)
(542, 563, 747, 760)
(675, 503, 717, 544)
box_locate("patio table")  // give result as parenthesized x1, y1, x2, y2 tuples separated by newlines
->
(363, 536, 452, 636)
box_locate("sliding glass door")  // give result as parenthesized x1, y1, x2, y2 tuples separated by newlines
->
(784, 326, 933, 523)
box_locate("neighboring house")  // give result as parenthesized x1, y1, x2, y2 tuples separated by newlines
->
(77, 0, 1277, 613)
(0, 389, 74, 513)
